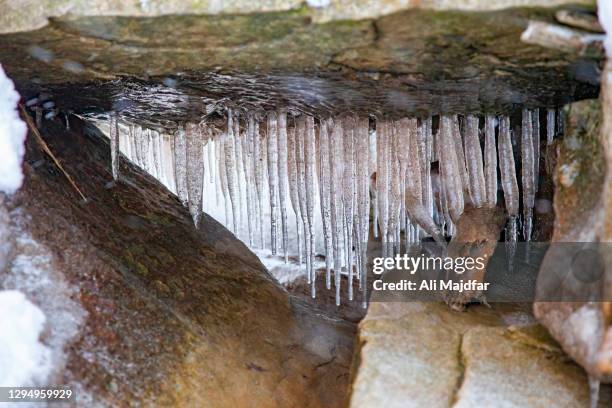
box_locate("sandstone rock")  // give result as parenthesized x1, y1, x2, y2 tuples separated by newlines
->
(350, 302, 612, 407)
(0, 0, 595, 34)
(533, 99, 612, 390)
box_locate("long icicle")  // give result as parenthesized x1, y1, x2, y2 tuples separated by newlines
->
(377, 120, 389, 256)
(233, 114, 245, 238)
(330, 119, 345, 305)
(305, 116, 317, 297)
(546, 108, 556, 145)
(319, 119, 333, 289)
(109, 113, 120, 180)
(185, 122, 204, 228)
(498, 115, 520, 269)
(484, 115, 498, 207)
(174, 124, 189, 207)
(343, 116, 356, 300)
(532, 109, 540, 195)
(356, 117, 370, 307)
(242, 120, 255, 246)
(277, 111, 289, 262)
(267, 112, 279, 255)
(287, 117, 302, 265)
(464, 115, 486, 208)
(521, 109, 535, 242)
(253, 120, 266, 248)
(296, 117, 310, 284)
(439, 115, 464, 223)
(225, 111, 239, 234)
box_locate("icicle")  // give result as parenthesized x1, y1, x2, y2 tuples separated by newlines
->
(267, 112, 279, 255)
(342, 117, 357, 300)
(296, 117, 310, 283)
(242, 117, 255, 246)
(253, 120, 265, 248)
(453, 116, 470, 195)
(498, 116, 519, 217)
(225, 111, 239, 234)
(330, 119, 345, 305)
(484, 115, 497, 207)
(419, 118, 433, 219)
(109, 113, 120, 180)
(185, 122, 204, 228)
(152, 130, 162, 181)
(377, 120, 390, 256)
(438, 115, 465, 223)
(287, 118, 302, 265)
(589, 376, 600, 408)
(532, 109, 540, 195)
(277, 111, 289, 263)
(355, 117, 370, 307)
(318, 119, 333, 289)
(233, 114, 245, 237)
(369, 127, 378, 242)
(556, 107, 564, 136)
(464, 115, 486, 208)
(174, 124, 189, 206)
(209, 134, 216, 183)
(546, 108, 555, 145)
(498, 115, 519, 269)
(219, 134, 231, 228)
(305, 116, 317, 298)
(142, 129, 151, 173)
(521, 109, 535, 242)
(129, 125, 138, 166)
(133, 125, 143, 167)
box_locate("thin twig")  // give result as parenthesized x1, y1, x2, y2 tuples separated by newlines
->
(19, 104, 88, 202)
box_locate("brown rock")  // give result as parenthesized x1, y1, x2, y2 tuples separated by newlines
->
(0, 115, 355, 407)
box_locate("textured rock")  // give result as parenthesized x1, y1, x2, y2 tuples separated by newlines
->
(533, 98, 612, 384)
(0, 0, 596, 33)
(350, 302, 612, 407)
(0, 115, 355, 406)
(0, 6, 600, 129)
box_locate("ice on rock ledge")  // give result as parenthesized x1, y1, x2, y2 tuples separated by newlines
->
(97, 107, 557, 306)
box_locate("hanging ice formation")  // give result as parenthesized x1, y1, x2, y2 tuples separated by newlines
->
(103, 105, 557, 307)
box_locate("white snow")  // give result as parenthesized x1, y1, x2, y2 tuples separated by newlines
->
(0, 64, 27, 194)
(599, 0, 612, 56)
(0, 290, 51, 387)
(306, 0, 330, 8)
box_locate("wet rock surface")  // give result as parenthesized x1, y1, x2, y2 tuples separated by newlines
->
(349, 302, 612, 408)
(0, 6, 602, 130)
(0, 116, 355, 407)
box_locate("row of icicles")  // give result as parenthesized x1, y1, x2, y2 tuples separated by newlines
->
(106, 108, 562, 307)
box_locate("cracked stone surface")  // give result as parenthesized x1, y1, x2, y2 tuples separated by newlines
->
(349, 302, 612, 407)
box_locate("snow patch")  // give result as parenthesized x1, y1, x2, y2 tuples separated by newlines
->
(599, 0, 612, 56)
(0, 64, 27, 194)
(306, 0, 331, 9)
(0, 290, 52, 387)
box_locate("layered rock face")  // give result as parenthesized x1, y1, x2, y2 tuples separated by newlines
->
(0, 117, 355, 406)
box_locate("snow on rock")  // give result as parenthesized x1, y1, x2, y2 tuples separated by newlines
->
(599, 0, 612, 56)
(0, 64, 27, 194)
(0, 290, 51, 387)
